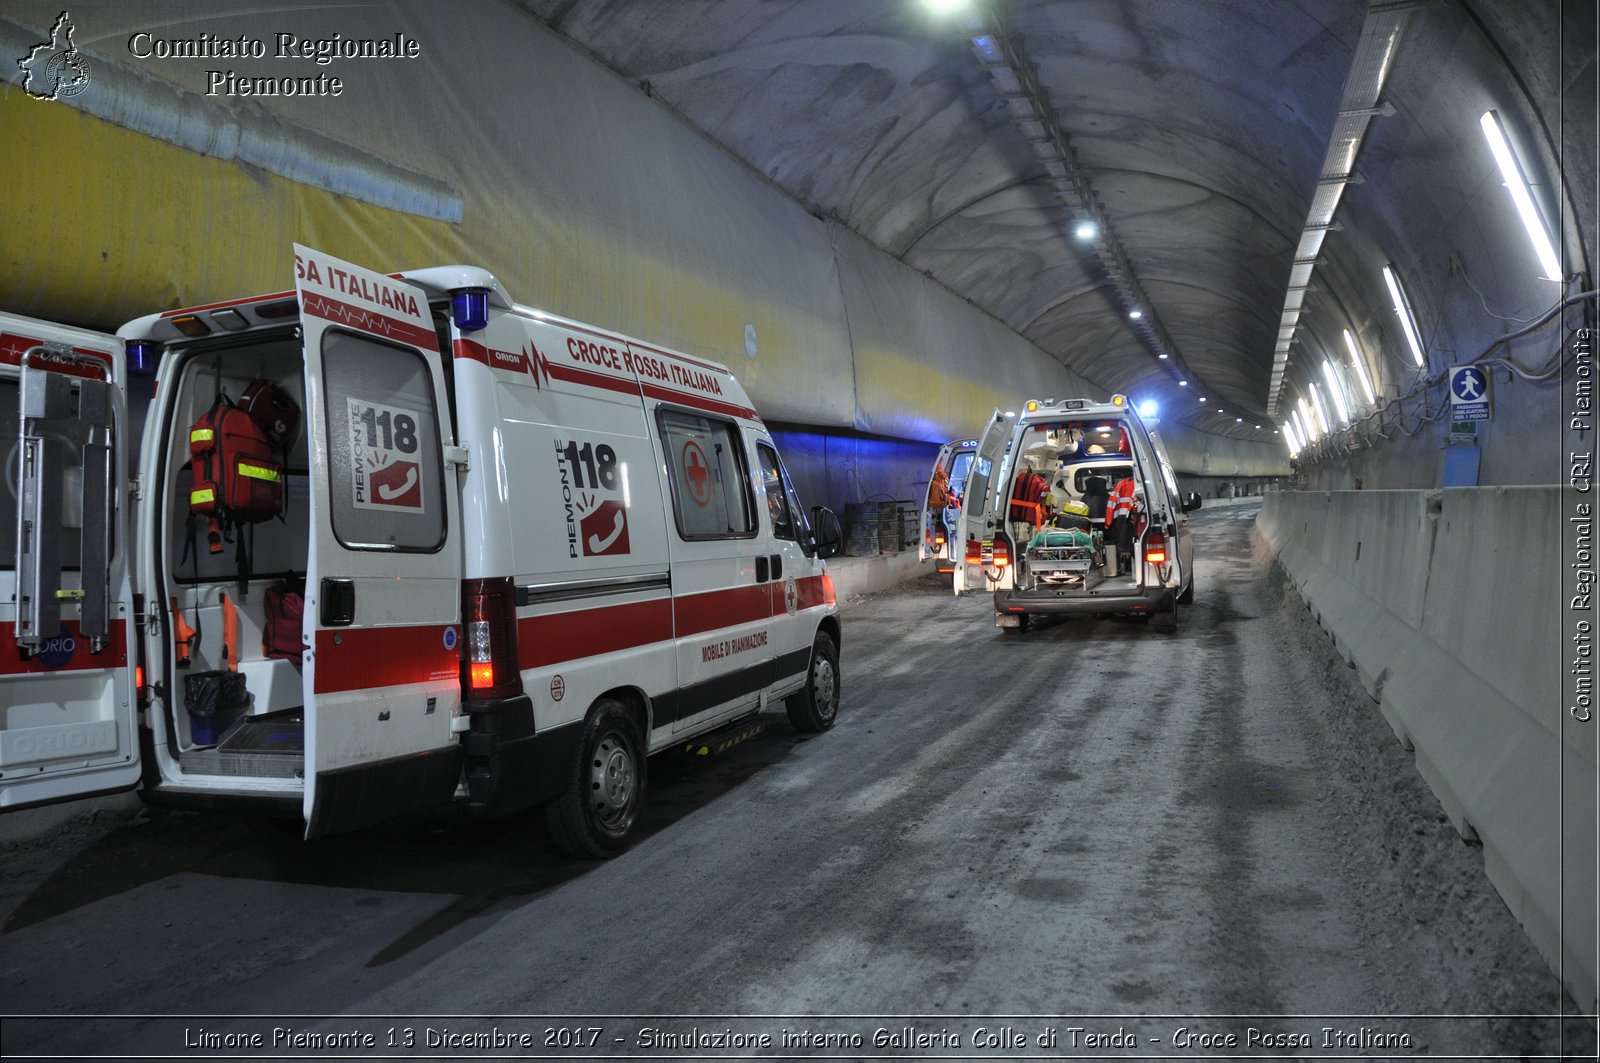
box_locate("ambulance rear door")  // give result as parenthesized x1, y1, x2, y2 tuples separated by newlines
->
(954, 410, 1010, 596)
(918, 440, 958, 563)
(0, 319, 137, 811)
(294, 246, 464, 837)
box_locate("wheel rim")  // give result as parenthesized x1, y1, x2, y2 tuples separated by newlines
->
(813, 654, 838, 719)
(589, 731, 636, 830)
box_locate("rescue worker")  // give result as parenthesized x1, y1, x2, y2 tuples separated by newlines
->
(1106, 475, 1139, 573)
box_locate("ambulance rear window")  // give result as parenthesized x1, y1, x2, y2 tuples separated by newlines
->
(321, 331, 446, 553)
(657, 409, 755, 541)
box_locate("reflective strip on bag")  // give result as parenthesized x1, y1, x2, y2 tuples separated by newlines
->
(190, 428, 214, 445)
(237, 462, 281, 483)
(190, 487, 216, 506)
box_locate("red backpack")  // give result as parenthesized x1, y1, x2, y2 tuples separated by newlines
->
(188, 394, 285, 553)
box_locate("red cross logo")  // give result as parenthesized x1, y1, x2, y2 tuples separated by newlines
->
(682, 440, 713, 507)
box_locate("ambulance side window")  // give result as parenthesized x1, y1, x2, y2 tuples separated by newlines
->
(321, 330, 446, 552)
(757, 443, 794, 541)
(657, 409, 755, 540)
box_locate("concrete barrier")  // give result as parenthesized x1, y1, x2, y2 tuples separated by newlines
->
(1257, 489, 1597, 1010)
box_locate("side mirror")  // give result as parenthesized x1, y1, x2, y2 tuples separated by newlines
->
(1182, 492, 1203, 513)
(811, 506, 843, 559)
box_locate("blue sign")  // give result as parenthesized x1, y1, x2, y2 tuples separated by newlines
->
(1449, 366, 1490, 421)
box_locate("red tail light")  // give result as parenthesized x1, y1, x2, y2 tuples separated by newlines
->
(1145, 532, 1168, 565)
(462, 577, 524, 699)
(132, 594, 150, 707)
(934, 532, 946, 546)
(992, 533, 1011, 568)
(965, 539, 982, 564)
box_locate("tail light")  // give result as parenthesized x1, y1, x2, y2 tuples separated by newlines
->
(992, 533, 1011, 568)
(965, 539, 982, 564)
(1145, 532, 1168, 565)
(934, 521, 946, 547)
(462, 577, 523, 699)
(132, 594, 150, 707)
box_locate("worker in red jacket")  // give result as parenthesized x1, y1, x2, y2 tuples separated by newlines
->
(1107, 476, 1139, 573)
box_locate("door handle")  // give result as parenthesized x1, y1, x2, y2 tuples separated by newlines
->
(320, 578, 355, 627)
(754, 556, 769, 582)
(769, 554, 783, 580)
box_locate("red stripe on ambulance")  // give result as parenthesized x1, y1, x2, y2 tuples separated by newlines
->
(300, 292, 439, 352)
(313, 625, 458, 694)
(0, 333, 113, 379)
(517, 598, 673, 669)
(0, 621, 127, 676)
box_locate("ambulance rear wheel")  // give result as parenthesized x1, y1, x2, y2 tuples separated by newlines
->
(546, 699, 645, 858)
(786, 630, 839, 733)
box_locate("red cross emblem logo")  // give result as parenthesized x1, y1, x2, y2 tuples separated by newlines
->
(682, 440, 713, 507)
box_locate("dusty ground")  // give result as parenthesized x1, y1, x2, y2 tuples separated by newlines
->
(0, 504, 1593, 1060)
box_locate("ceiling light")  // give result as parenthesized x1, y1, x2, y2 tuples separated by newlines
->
(1342, 329, 1377, 406)
(1284, 421, 1302, 457)
(1382, 264, 1427, 368)
(1178, 380, 1188, 387)
(1198, 396, 1207, 403)
(1322, 360, 1352, 424)
(1074, 221, 1098, 240)
(1158, 353, 1169, 360)
(923, 0, 972, 14)
(1129, 309, 1143, 320)
(1480, 109, 1563, 281)
(1236, 417, 1243, 423)
(1295, 402, 1316, 442)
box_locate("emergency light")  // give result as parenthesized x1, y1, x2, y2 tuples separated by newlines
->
(451, 288, 491, 333)
(125, 340, 159, 376)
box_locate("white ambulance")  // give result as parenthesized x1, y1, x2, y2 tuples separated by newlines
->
(1, 247, 844, 858)
(954, 395, 1200, 633)
(916, 436, 978, 573)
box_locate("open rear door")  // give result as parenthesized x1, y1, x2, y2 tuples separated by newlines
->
(294, 246, 464, 837)
(1, 326, 136, 810)
(953, 410, 1009, 596)
(918, 440, 957, 563)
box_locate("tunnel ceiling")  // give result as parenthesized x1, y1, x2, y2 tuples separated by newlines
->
(518, 0, 1397, 441)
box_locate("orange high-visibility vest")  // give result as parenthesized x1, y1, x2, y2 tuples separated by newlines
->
(1107, 477, 1137, 524)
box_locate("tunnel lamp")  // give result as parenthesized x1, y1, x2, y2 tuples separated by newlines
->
(1294, 403, 1315, 442)
(1236, 417, 1243, 423)
(1283, 422, 1302, 456)
(1382, 264, 1426, 368)
(1129, 309, 1143, 320)
(1343, 329, 1377, 405)
(1198, 396, 1207, 403)
(1322, 361, 1351, 424)
(1480, 110, 1563, 282)
(1139, 400, 1158, 417)
(923, 0, 972, 13)
(1310, 384, 1332, 436)
(1074, 221, 1098, 240)
(1178, 380, 1188, 387)
(1158, 353, 1169, 360)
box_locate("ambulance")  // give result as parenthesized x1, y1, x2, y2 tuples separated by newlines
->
(916, 436, 978, 573)
(1, 247, 845, 858)
(954, 395, 1200, 633)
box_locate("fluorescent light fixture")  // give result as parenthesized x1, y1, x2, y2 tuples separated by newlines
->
(1284, 421, 1302, 456)
(1480, 109, 1563, 281)
(1178, 380, 1188, 387)
(1129, 309, 1144, 320)
(1310, 383, 1331, 435)
(1138, 400, 1158, 417)
(1322, 360, 1351, 424)
(1074, 221, 1098, 240)
(1382, 264, 1427, 368)
(924, 0, 972, 13)
(1295, 402, 1316, 442)
(1158, 353, 1169, 360)
(1343, 329, 1377, 405)
(1198, 396, 1207, 403)
(1236, 417, 1243, 423)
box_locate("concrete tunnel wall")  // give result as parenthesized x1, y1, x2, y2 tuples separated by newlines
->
(0, 2, 1288, 519)
(1256, 491, 1597, 1011)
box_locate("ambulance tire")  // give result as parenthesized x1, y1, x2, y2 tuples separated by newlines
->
(545, 699, 646, 859)
(786, 630, 840, 733)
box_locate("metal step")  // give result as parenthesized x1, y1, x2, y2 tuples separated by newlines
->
(181, 710, 304, 779)
(681, 715, 766, 758)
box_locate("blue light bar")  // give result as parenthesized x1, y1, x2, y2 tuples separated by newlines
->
(451, 288, 491, 332)
(125, 341, 158, 376)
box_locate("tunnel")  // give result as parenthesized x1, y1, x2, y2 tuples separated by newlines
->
(0, 0, 1595, 1056)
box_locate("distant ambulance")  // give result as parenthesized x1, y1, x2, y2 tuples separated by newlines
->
(954, 395, 1200, 633)
(917, 436, 978, 573)
(1, 247, 845, 857)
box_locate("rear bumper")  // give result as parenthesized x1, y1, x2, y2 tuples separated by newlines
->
(994, 585, 1174, 617)
(464, 694, 581, 816)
